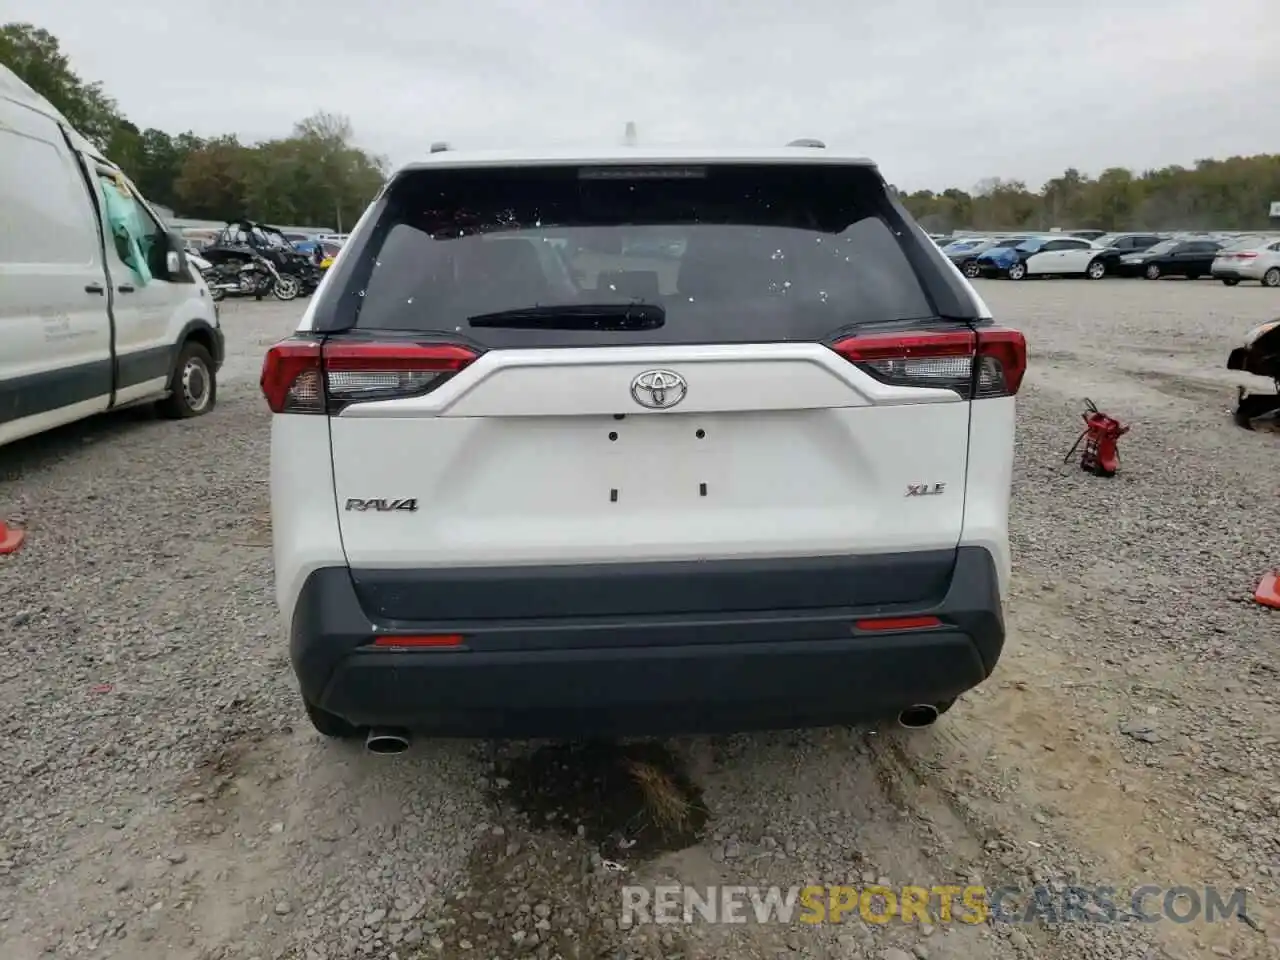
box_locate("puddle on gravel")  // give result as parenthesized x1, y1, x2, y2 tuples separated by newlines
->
(495, 740, 710, 859)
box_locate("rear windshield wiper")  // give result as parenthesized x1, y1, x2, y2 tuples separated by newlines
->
(467, 303, 665, 331)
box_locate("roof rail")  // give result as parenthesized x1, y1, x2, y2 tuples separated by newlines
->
(787, 138, 826, 148)
(429, 141, 450, 154)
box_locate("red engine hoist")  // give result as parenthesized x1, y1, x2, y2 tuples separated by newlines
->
(1063, 399, 1129, 477)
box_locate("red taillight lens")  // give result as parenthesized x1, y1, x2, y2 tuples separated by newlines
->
(260, 340, 479, 414)
(976, 328, 1028, 397)
(830, 326, 1026, 398)
(1237, 252, 1258, 259)
(261, 340, 323, 413)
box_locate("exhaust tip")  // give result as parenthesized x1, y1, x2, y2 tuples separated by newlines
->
(897, 704, 940, 729)
(365, 728, 410, 755)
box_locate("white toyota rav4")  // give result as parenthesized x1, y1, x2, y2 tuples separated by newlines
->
(262, 145, 1025, 748)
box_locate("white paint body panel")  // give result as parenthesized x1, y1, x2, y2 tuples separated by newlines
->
(272, 416, 346, 616)
(959, 397, 1014, 596)
(320, 343, 977, 574)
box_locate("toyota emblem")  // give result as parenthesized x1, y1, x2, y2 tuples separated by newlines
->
(630, 369, 688, 409)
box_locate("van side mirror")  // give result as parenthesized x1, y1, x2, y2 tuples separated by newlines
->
(163, 232, 194, 282)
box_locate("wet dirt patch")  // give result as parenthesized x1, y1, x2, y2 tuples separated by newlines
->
(424, 825, 626, 959)
(495, 741, 710, 860)
(1125, 369, 1234, 404)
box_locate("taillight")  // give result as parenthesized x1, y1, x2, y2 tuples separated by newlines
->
(260, 339, 479, 414)
(1237, 252, 1258, 260)
(830, 326, 1026, 399)
(261, 341, 323, 413)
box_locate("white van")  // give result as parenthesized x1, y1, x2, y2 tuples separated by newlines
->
(0, 65, 224, 448)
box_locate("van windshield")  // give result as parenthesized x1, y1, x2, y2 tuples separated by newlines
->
(339, 163, 942, 348)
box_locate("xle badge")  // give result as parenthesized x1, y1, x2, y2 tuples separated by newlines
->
(905, 483, 946, 497)
(345, 498, 419, 512)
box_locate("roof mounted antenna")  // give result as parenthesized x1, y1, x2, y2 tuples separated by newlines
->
(787, 138, 826, 148)
(623, 121, 638, 146)
(429, 141, 450, 154)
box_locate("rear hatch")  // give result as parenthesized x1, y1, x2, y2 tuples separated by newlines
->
(269, 160, 1023, 619)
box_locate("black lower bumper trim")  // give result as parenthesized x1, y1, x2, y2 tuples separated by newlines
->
(349, 549, 958, 620)
(290, 546, 1006, 737)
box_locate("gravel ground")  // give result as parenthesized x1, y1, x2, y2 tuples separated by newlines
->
(1, 280, 1278, 960)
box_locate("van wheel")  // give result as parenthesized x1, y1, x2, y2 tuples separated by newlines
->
(157, 341, 217, 419)
(304, 699, 361, 739)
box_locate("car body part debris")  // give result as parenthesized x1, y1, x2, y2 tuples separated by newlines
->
(0, 520, 25, 554)
(1254, 571, 1280, 609)
(1227, 318, 1280, 430)
(1064, 399, 1129, 477)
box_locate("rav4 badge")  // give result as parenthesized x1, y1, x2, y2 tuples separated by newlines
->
(344, 498, 419, 512)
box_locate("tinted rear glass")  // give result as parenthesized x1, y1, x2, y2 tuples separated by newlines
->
(339, 164, 940, 348)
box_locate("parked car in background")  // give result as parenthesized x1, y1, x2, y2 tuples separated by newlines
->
(943, 236, 1027, 278)
(975, 235, 1108, 280)
(1120, 238, 1222, 280)
(974, 237, 1047, 278)
(293, 239, 344, 262)
(1088, 233, 1165, 276)
(1212, 238, 1280, 287)
(1113, 238, 1177, 277)
(1094, 232, 1164, 254)
(1068, 229, 1108, 241)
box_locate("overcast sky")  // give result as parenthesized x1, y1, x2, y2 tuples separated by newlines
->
(8, 0, 1278, 191)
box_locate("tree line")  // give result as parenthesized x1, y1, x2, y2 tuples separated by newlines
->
(5, 21, 1279, 234)
(1, 22, 387, 228)
(896, 158, 1280, 234)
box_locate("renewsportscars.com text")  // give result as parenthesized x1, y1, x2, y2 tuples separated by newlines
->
(620, 884, 1248, 926)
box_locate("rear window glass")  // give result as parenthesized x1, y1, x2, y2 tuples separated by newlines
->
(340, 164, 939, 348)
(1223, 237, 1263, 251)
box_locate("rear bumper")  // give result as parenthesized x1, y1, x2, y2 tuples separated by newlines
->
(290, 546, 1006, 737)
